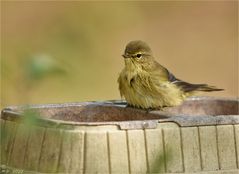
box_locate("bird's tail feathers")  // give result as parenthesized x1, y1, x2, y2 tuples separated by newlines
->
(194, 84, 224, 92)
(174, 81, 224, 93)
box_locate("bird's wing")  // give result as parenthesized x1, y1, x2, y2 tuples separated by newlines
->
(166, 67, 223, 92)
(152, 61, 223, 92)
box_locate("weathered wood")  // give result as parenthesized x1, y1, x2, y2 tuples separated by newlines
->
(145, 129, 165, 173)
(181, 127, 201, 172)
(23, 126, 45, 171)
(108, 131, 129, 174)
(217, 125, 237, 170)
(1, 121, 18, 166)
(234, 125, 239, 168)
(199, 126, 219, 171)
(70, 131, 84, 173)
(57, 130, 72, 173)
(38, 128, 62, 173)
(163, 127, 184, 173)
(127, 129, 148, 173)
(0, 97, 238, 174)
(84, 131, 109, 174)
(0, 119, 6, 164)
(9, 123, 30, 168)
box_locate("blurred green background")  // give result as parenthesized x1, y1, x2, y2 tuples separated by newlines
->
(1, 1, 238, 109)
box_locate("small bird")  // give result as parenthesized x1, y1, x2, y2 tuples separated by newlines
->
(118, 40, 223, 109)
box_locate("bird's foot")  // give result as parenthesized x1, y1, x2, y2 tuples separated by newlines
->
(126, 104, 134, 108)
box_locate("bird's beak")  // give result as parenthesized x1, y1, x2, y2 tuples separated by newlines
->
(122, 54, 130, 58)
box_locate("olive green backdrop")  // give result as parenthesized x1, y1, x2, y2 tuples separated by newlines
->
(1, 1, 238, 108)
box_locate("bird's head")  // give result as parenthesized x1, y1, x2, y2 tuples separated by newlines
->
(122, 40, 154, 69)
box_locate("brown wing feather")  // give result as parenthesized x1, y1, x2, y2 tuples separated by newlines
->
(165, 68, 224, 92)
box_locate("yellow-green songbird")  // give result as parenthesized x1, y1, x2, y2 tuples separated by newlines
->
(118, 40, 223, 109)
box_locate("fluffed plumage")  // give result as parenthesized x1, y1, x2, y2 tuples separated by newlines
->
(118, 40, 223, 109)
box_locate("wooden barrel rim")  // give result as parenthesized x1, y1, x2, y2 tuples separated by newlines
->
(1, 96, 238, 130)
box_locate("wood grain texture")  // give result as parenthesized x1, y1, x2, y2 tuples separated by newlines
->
(57, 130, 72, 173)
(108, 131, 129, 174)
(234, 125, 239, 169)
(9, 123, 30, 168)
(199, 126, 219, 171)
(127, 130, 148, 173)
(70, 131, 85, 173)
(84, 131, 109, 174)
(38, 128, 62, 173)
(163, 127, 184, 173)
(145, 129, 165, 173)
(1, 119, 238, 174)
(23, 126, 45, 171)
(1, 121, 18, 166)
(217, 125, 237, 170)
(0, 119, 6, 164)
(181, 127, 201, 172)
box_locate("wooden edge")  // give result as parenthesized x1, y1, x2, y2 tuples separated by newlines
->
(1, 96, 238, 130)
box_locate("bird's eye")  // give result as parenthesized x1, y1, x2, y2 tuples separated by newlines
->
(136, 54, 142, 58)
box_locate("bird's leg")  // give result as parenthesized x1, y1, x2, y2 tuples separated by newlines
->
(126, 103, 133, 108)
(160, 106, 171, 112)
(145, 107, 158, 113)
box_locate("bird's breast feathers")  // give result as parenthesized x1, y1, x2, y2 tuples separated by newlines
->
(118, 68, 185, 109)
